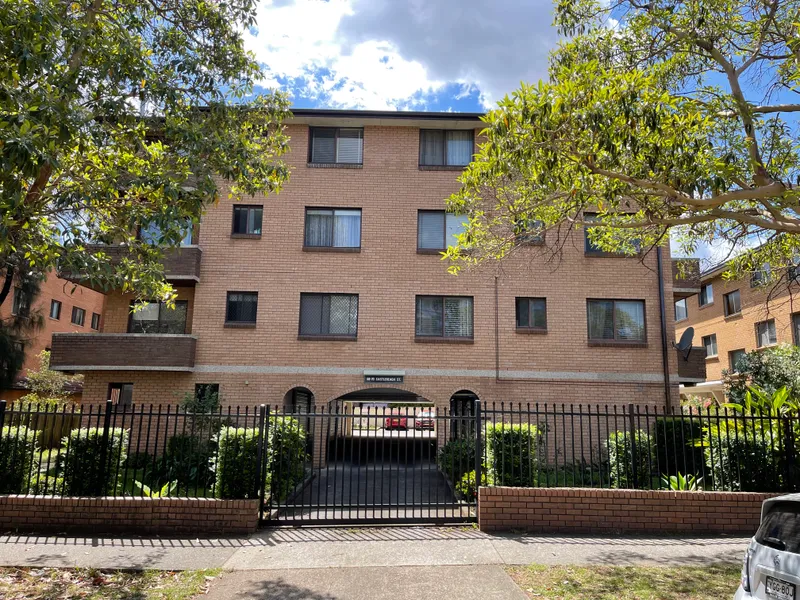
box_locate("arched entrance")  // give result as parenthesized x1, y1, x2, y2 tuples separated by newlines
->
(449, 390, 479, 439)
(267, 386, 474, 525)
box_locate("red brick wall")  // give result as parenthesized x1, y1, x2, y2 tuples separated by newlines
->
(478, 486, 773, 534)
(0, 273, 105, 379)
(0, 495, 258, 535)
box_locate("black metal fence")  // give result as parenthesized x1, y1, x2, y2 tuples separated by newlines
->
(0, 399, 797, 522)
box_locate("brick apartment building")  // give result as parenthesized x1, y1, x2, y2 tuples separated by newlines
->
(49, 109, 702, 411)
(0, 274, 105, 402)
(675, 260, 800, 402)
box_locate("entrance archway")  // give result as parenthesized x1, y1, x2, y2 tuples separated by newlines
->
(449, 389, 479, 439)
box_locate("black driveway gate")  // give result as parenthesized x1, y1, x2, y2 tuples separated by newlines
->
(260, 402, 481, 525)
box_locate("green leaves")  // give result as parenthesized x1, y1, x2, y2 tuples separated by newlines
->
(0, 0, 291, 304)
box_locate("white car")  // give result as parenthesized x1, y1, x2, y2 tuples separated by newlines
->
(735, 494, 800, 600)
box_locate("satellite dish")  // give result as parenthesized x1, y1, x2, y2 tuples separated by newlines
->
(672, 327, 694, 361)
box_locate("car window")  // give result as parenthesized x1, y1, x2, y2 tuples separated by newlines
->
(756, 503, 800, 554)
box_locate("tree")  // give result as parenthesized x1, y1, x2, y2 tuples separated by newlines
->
(446, 0, 800, 283)
(1, 0, 291, 309)
(723, 343, 800, 403)
(18, 350, 83, 405)
(0, 262, 42, 387)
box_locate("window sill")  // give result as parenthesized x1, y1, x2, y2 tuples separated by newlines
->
(724, 312, 743, 321)
(676, 318, 688, 324)
(515, 328, 548, 335)
(48, 317, 60, 322)
(224, 322, 257, 329)
(302, 246, 361, 253)
(588, 341, 648, 348)
(414, 336, 474, 344)
(515, 237, 545, 246)
(231, 233, 262, 240)
(584, 251, 639, 259)
(418, 165, 468, 171)
(417, 248, 445, 255)
(698, 302, 714, 310)
(756, 343, 778, 351)
(706, 355, 719, 361)
(297, 335, 358, 341)
(307, 162, 363, 169)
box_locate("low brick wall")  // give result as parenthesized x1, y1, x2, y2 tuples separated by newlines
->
(0, 496, 259, 536)
(479, 487, 774, 534)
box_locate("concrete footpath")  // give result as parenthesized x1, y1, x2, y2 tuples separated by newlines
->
(0, 527, 748, 571)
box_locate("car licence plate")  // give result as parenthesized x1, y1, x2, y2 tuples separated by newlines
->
(767, 576, 796, 600)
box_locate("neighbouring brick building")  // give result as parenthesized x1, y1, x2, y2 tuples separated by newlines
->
(0, 274, 105, 402)
(675, 260, 800, 402)
(50, 109, 702, 411)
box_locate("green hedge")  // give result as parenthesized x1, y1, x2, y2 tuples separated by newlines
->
(0, 426, 38, 494)
(61, 428, 128, 496)
(607, 430, 653, 489)
(438, 437, 477, 482)
(214, 416, 307, 500)
(485, 422, 540, 487)
(703, 421, 780, 491)
(653, 417, 705, 479)
(164, 433, 215, 491)
(455, 469, 492, 500)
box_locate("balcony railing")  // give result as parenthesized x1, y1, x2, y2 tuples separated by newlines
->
(676, 346, 706, 382)
(49, 333, 197, 372)
(63, 245, 202, 289)
(672, 258, 701, 299)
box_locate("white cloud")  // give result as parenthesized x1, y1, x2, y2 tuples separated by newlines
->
(243, 0, 559, 110)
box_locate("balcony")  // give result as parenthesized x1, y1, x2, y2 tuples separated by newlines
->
(676, 346, 706, 382)
(672, 258, 701, 299)
(64, 245, 202, 290)
(49, 333, 197, 372)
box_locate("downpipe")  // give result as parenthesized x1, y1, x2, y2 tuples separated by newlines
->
(656, 247, 673, 410)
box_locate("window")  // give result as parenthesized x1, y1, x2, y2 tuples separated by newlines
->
(583, 213, 640, 255)
(587, 299, 646, 344)
(699, 283, 713, 307)
(71, 306, 86, 326)
(49, 300, 62, 320)
(12, 341, 24, 354)
(756, 319, 777, 348)
(417, 211, 467, 251)
(702, 334, 718, 358)
(232, 205, 263, 236)
(513, 218, 544, 244)
(515, 298, 547, 331)
(226, 292, 258, 325)
(723, 290, 742, 316)
(794, 313, 800, 345)
(419, 129, 474, 166)
(139, 220, 193, 246)
(11, 288, 28, 316)
(309, 127, 363, 164)
(91, 312, 101, 330)
(415, 296, 474, 339)
(755, 503, 800, 555)
(751, 264, 772, 287)
(108, 383, 133, 406)
(675, 298, 688, 322)
(304, 208, 361, 248)
(195, 383, 220, 404)
(729, 349, 747, 373)
(129, 301, 187, 334)
(299, 293, 359, 338)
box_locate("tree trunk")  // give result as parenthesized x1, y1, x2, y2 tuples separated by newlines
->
(0, 265, 15, 308)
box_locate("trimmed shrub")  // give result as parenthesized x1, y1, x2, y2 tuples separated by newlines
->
(607, 430, 653, 489)
(267, 417, 307, 501)
(438, 437, 477, 482)
(11, 400, 81, 449)
(164, 433, 215, 490)
(214, 417, 307, 500)
(485, 422, 540, 487)
(703, 421, 780, 491)
(653, 417, 705, 478)
(0, 426, 38, 494)
(455, 469, 492, 501)
(61, 428, 128, 496)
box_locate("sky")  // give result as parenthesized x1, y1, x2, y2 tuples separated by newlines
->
(243, 0, 559, 112)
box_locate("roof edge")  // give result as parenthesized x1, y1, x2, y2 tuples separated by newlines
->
(289, 108, 485, 121)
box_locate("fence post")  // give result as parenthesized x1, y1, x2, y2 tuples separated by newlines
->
(97, 399, 113, 496)
(784, 416, 795, 492)
(257, 405, 271, 524)
(628, 404, 638, 490)
(474, 398, 483, 502)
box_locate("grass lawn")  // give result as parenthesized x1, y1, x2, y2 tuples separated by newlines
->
(0, 568, 220, 600)
(507, 563, 741, 599)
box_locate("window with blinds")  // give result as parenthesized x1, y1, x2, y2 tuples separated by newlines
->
(419, 129, 474, 166)
(702, 333, 718, 357)
(299, 293, 358, 338)
(756, 319, 777, 347)
(304, 208, 361, 248)
(587, 299, 645, 343)
(129, 300, 188, 334)
(232, 205, 263, 236)
(417, 210, 467, 251)
(723, 290, 741, 316)
(309, 127, 363, 164)
(415, 296, 473, 338)
(226, 292, 258, 324)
